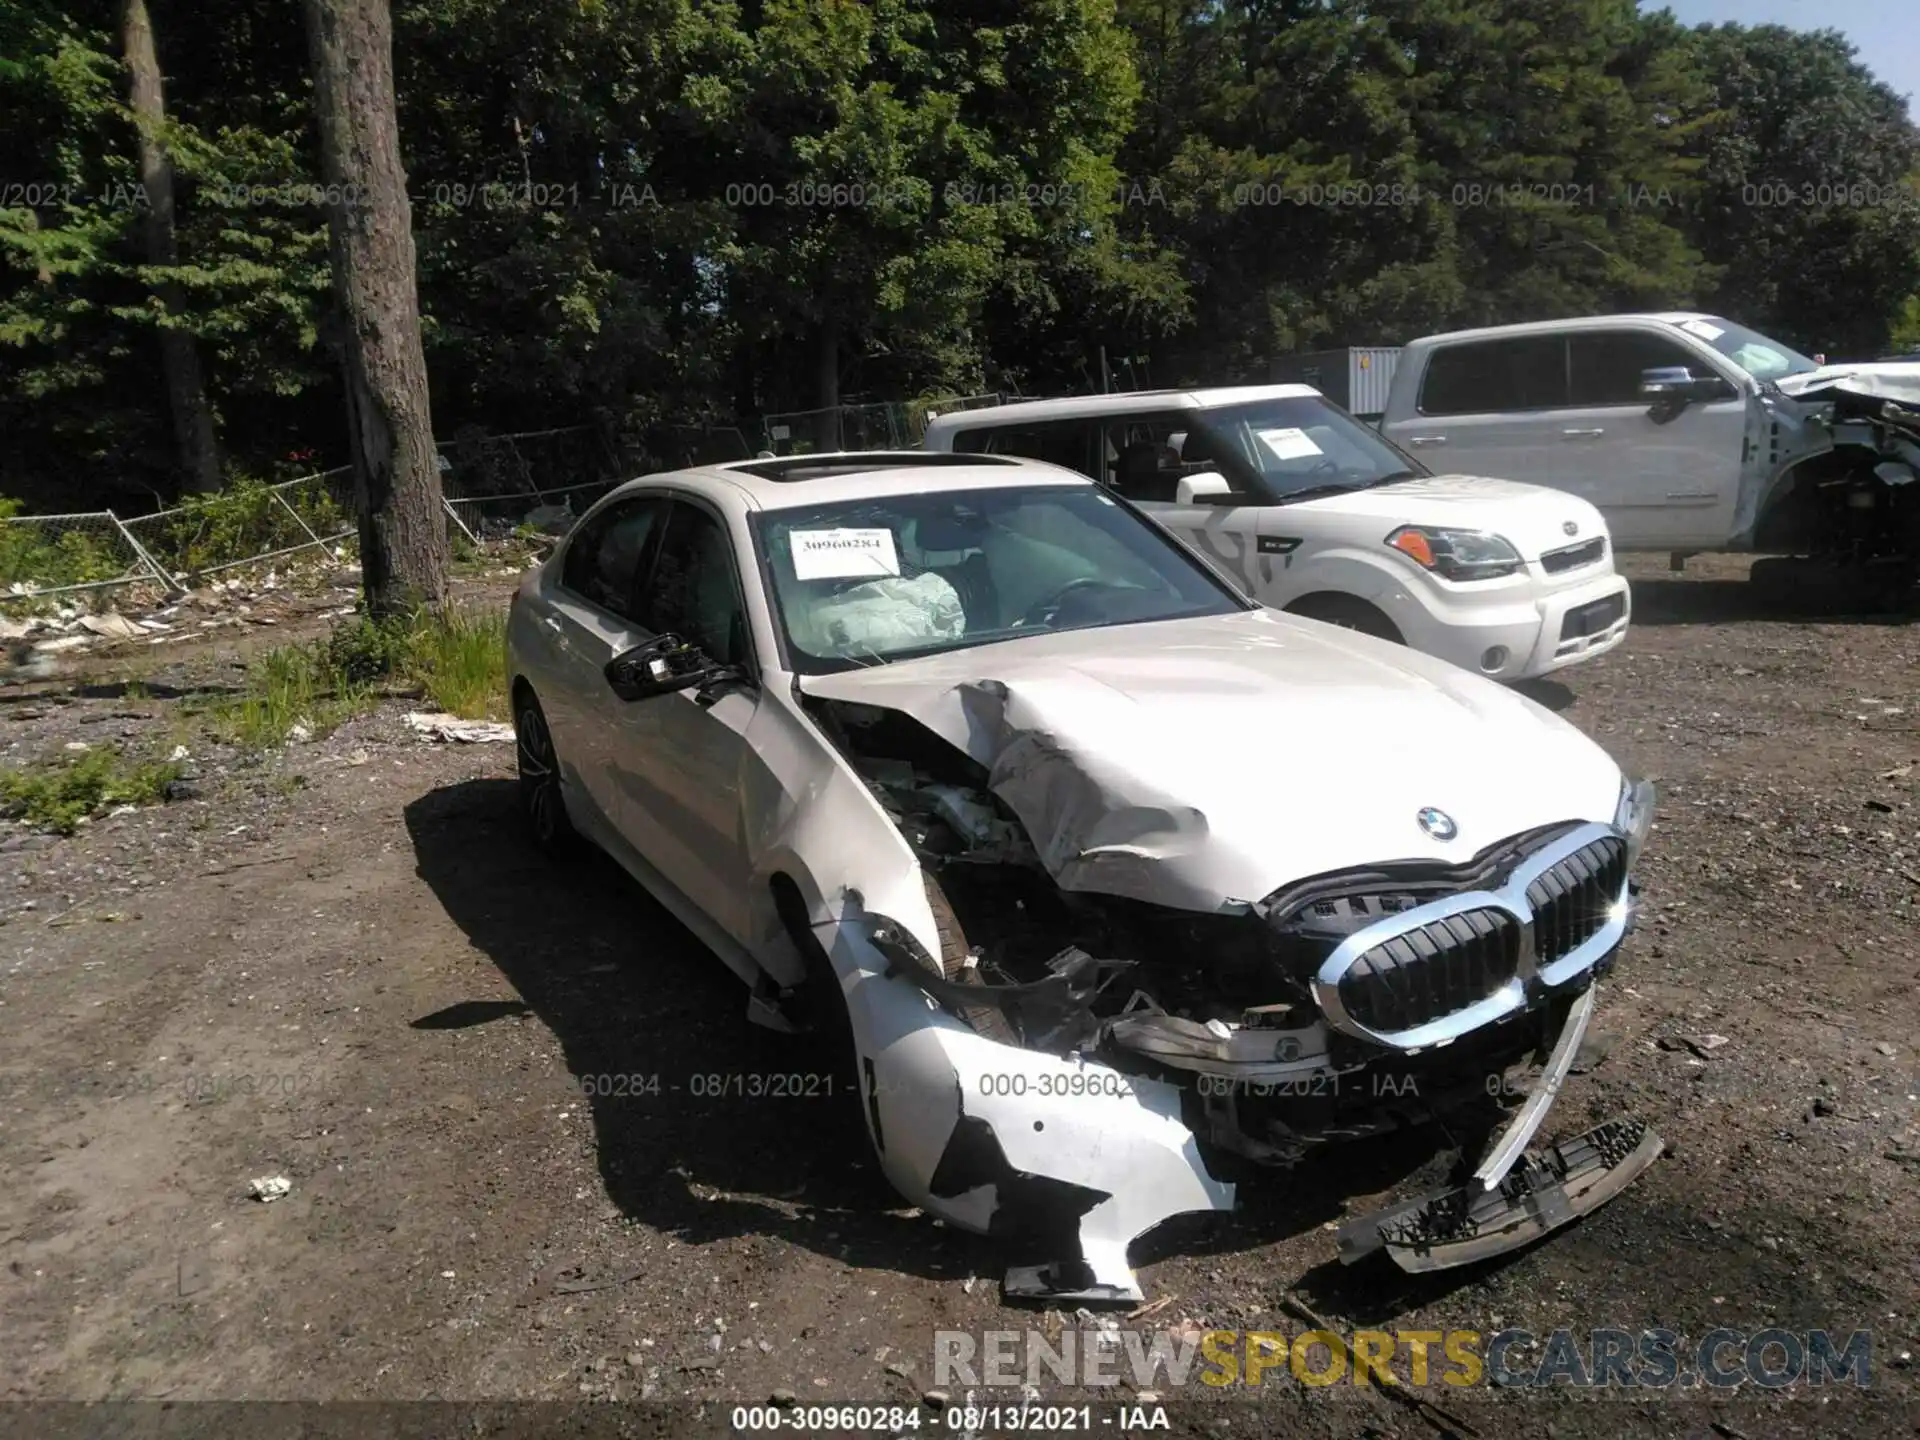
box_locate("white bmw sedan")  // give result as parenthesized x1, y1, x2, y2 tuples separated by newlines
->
(506, 451, 1663, 1301)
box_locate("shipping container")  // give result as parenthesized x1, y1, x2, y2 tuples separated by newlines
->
(1268, 347, 1401, 420)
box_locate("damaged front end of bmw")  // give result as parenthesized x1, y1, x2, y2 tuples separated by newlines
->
(798, 673, 1664, 1304)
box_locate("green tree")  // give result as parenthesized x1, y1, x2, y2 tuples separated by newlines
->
(1665, 20, 1920, 358)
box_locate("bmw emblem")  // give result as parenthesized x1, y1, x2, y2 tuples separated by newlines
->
(1562, 520, 1579, 536)
(1417, 806, 1458, 841)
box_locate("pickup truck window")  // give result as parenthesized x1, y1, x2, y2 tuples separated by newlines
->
(1568, 331, 1708, 406)
(1419, 336, 1568, 414)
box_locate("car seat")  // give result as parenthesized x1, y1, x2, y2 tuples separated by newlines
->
(913, 514, 997, 629)
(1115, 441, 1177, 502)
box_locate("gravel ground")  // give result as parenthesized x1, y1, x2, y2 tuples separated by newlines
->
(1, 553, 1917, 1439)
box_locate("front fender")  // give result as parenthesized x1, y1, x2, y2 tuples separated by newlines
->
(1256, 547, 1429, 631)
(741, 694, 940, 988)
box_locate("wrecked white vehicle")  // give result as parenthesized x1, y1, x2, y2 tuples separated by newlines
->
(505, 451, 1663, 1301)
(1383, 314, 1920, 599)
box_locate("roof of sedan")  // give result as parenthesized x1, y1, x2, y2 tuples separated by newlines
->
(621, 451, 1094, 509)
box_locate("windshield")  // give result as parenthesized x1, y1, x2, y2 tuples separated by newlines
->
(1671, 316, 1820, 381)
(1187, 396, 1427, 502)
(752, 483, 1248, 676)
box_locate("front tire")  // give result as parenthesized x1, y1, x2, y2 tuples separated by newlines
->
(1286, 593, 1404, 643)
(513, 691, 575, 852)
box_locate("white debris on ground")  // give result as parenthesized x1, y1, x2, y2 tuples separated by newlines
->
(248, 1175, 292, 1203)
(404, 712, 515, 744)
(2, 565, 367, 683)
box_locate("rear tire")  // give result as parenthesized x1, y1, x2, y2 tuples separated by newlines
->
(1286, 593, 1404, 643)
(513, 690, 576, 853)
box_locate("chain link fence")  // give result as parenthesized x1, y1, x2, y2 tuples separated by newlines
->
(0, 510, 174, 611)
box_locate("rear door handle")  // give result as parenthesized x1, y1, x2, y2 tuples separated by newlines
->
(1561, 428, 1606, 439)
(1405, 435, 1447, 447)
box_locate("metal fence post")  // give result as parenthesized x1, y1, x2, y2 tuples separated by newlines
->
(270, 487, 327, 548)
(108, 510, 186, 597)
(442, 496, 479, 545)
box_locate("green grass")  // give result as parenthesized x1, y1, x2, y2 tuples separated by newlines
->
(212, 636, 378, 749)
(403, 607, 509, 720)
(0, 746, 183, 835)
(213, 605, 509, 750)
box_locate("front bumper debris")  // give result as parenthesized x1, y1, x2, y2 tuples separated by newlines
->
(1335, 1118, 1664, 1272)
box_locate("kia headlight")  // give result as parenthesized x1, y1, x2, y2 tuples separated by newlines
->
(1614, 776, 1657, 866)
(1386, 526, 1523, 581)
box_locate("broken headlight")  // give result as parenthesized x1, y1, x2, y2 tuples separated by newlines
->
(1613, 776, 1657, 866)
(1386, 526, 1523, 581)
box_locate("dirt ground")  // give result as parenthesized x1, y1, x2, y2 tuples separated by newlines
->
(2, 553, 1918, 1438)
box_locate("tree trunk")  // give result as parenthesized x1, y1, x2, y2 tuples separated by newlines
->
(119, 0, 222, 495)
(301, 0, 447, 617)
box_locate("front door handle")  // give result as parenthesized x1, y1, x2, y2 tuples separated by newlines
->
(1561, 428, 1606, 439)
(1405, 435, 1447, 447)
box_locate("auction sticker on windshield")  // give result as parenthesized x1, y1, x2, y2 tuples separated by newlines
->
(1257, 427, 1324, 461)
(791, 527, 901, 581)
(1678, 319, 1726, 342)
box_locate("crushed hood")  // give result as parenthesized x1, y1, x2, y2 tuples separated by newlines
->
(1301, 474, 1611, 561)
(801, 609, 1623, 912)
(1774, 363, 1920, 407)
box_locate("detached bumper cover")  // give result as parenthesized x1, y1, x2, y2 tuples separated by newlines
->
(1336, 1118, 1664, 1272)
(820, 916, 1234, 1305)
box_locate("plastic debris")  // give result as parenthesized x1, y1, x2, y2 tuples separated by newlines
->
(78, 612, 141, 639)
(249, 1175, 292, 1203)
(405, 712, 515, 744)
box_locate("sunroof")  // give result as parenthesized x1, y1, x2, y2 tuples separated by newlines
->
(726, 452, 1020, 482)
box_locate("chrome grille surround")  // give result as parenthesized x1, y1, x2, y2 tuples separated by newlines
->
(1309, 822, 1631, 1053)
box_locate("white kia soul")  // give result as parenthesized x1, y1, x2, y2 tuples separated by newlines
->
(923, 386, 1631, 681)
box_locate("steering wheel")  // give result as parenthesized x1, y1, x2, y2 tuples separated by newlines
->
(1019, 575, 1111, 628)
(1307, 457, 1341, 478)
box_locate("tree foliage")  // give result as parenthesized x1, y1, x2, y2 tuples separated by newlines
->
(2, 0, 1918, 508)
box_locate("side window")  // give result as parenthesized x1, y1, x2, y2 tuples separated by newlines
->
(560, 497, 667, 619)
(1100, 415, 1195, 503)
(639, 503, 750, 667)
(1569, 331, 1712, 406)
(953, 421, 1098, 476)
(1419, 337, 1569, 415)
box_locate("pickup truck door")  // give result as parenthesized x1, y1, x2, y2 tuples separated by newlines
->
(1381, 334, 1569, 510)
(1552, 329, 1747, 549)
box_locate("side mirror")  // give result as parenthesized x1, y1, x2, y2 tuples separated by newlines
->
(1176, 471, 1236, 505)
(605, 632, 721, 702)
(1639, 366, 1735, 408)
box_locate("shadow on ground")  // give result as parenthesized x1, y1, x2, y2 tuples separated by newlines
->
(404, 776, 987, 1284)
(1625, 561, 1915, 628)
(403, 776, 1585, 1310)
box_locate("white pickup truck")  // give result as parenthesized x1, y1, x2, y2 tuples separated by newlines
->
(923, 387, 1630, 681)
(1379, 314, 1920, 594)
